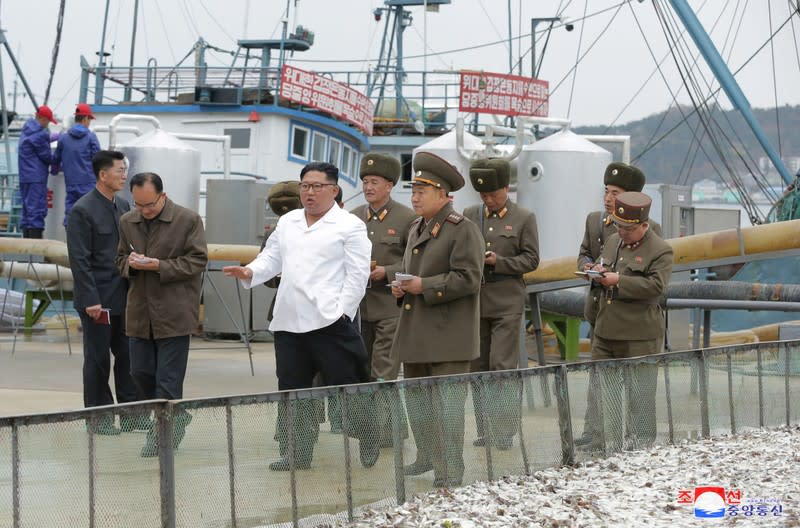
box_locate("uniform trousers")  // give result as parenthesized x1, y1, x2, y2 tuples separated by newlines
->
(404, 361, 470, 484)
(19, 182, 47, 230)
(361, 317, 407, 445)
(129, 335, 190, 400)
(63, 182, 94, 226)
(591, 336, 661, 450)
(79, 312, 139, 408)
(470, 314, 522, 443)
(274, 316, 374, 464)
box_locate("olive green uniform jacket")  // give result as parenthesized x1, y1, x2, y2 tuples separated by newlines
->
(578, 211, 662, 324)
(391, 204, 484, 364)
(116, 198, 208, 339)
(593, 228, 673, 341)
(463, 200, 539, 317)
(350, 199, 417, 321)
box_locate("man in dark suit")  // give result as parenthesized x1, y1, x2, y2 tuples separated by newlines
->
(67, 150, 142, 435)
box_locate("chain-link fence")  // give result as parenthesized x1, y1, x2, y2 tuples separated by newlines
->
(1, 341, 798, 528)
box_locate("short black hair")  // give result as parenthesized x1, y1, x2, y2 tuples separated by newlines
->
(300, 162, 338, 184)
(129, 172, 164, 193)
(92, 150, 125, 180)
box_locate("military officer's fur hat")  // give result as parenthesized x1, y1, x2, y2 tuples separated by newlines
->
(604, 162, 646, 192)
(612, 191, 651, 226)
(360, 153, 401, 184)
(411, 151, 464, 193)
(469, 158, 510, 192)
(268, 181, 302, 216)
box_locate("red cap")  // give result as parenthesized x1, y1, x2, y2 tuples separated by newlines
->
(75, 103, 95, 120)
(36, 105, 57, 124)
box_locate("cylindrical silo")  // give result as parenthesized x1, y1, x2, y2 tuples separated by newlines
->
(412, 130, 484, 213)
(118, 129, 202, 212)
(517, 130, 611, 260)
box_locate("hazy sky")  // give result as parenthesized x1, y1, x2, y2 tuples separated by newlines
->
(1, 0, 797, 128)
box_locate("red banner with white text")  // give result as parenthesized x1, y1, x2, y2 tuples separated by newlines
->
(459, 71, 549, 117)
(280, 65, 374, 135)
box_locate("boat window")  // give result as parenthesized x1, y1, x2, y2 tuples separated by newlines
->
(341, 145, 352, 174)
(350, 150, 358, 177)
(291, 126, 310, 158)
(312, 132, 327, 161)
(223, 128, 251, 149)
(328, 138, 342, 167)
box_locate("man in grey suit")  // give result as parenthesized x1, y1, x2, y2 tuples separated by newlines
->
(67, 150, 142, 435)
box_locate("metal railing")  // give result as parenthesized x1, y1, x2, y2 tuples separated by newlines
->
(1, 340, 798, 528)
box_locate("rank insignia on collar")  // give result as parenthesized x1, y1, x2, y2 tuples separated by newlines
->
(497, 207, 508, 219)
(504, 225, 513, 231)
(387, 228, 396, 235)
(378, 209, 388, 221)
(431, 222, 441, 238)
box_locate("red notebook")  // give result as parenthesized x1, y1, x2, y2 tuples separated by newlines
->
(95, 309, 111, 325)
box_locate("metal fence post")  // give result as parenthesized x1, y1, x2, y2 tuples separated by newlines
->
(340, 388, 354, 523)
(226, 402, 237, 528)
(390, 383, 406, 505)
(12, 420, 20, 528)
(286, 396, 299, 528)
(88, 416, 96, 528)
(785, 342, 792, 427)
(662, 361, 674, 445)
(594, 364, 607, 452)
(553, 365, 574, 466)
(698, 350, 710, 438)
(757, 347, 764, 428)
(158, 404, 176, 528)
(726, 350, 736, 435)
(516, 370, 531, 476)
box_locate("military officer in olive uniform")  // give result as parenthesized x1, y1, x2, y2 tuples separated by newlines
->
(390, 151, 483, 488)
(463, 158, 539, 450)
(350, 153, 416, 446)
(575, 162, 662, 448)
(589, 191, 673, 452)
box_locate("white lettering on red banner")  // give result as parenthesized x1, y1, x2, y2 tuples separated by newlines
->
(280, 65, 374, 135)
(459, 71, 549, 117)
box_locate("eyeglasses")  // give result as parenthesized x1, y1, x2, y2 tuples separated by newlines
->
(134, 194, 164, 209)
(299, 182, 337, 192)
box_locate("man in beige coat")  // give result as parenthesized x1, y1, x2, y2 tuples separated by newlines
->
(350, 153, 416, 446)
(390, 152, 483, 488)
(463, 158, 539, 450)
(590, 191, 673, 452)
(116, 172, 208, 456)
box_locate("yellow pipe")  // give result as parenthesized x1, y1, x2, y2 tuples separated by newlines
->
(525, 219, 800, 284)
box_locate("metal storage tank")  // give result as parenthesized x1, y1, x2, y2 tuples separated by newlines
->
(118, 129, 202, 212)
(517, 129, 611, 260)
(411, 130, 484, 213)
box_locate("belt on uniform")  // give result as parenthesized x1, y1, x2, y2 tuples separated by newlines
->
(483, 273, 521, 284)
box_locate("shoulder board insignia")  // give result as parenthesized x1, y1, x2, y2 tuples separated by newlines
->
(431, 222, 442, 238)
(446, 212, 464, 224)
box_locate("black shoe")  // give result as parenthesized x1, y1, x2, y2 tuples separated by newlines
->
(472, 437, 487, 447)
(495, 435, 513, 451)
(403, 460, 433, 476)
(87, 420, 121, 436)
(433, 476, 463, 488)
(269, 457, 311, 471)
(120, 415, 153, 432)
(359, 441, 380, 468)
(574, 433, 594, 447)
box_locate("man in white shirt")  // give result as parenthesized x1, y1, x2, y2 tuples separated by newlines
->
(224, 162, 377, 471)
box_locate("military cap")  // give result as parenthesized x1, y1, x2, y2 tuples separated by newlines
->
(411, 151, 464, 193)
(469, 158, 510, 192)
(360, 153, 401, 184)
(268, 181, 302, 216)
(604, 162, 646, 192)
(612, 191, 651, 226)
